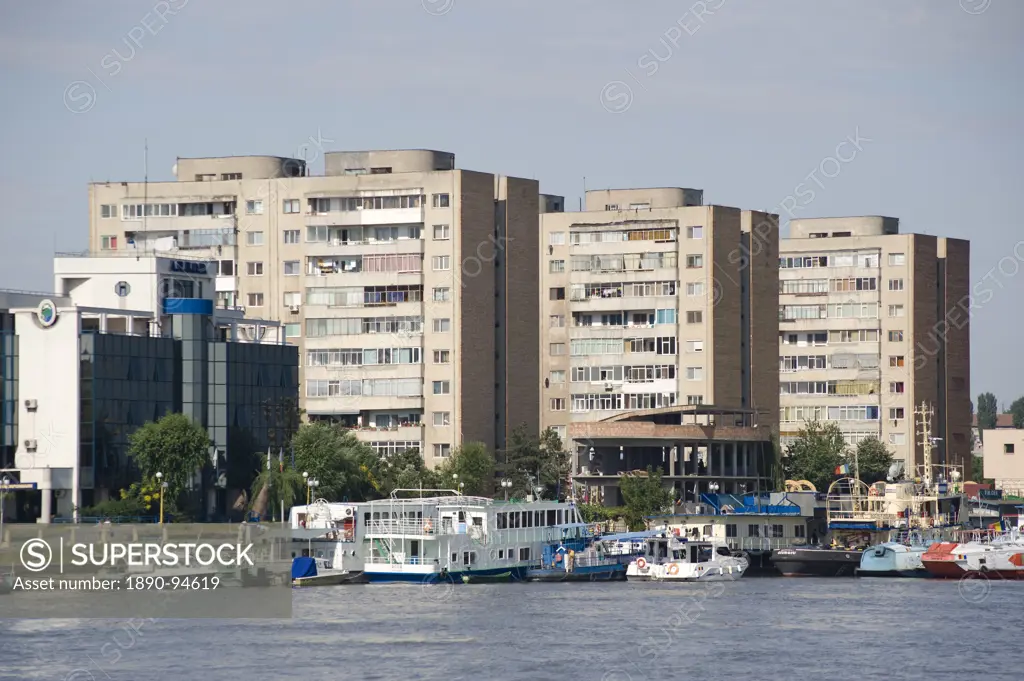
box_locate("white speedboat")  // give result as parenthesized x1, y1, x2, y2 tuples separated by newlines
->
(626, 532, 748, 582)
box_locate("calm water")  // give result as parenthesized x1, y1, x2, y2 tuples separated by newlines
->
(2, 577, 1022, 681)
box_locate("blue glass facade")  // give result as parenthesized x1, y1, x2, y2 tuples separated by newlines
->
(0, 312, 17, 470)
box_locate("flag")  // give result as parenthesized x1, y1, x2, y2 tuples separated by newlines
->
(835, 464, 850, 475)
(278, 447, 284, 473)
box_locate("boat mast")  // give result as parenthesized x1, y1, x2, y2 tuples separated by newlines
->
(915, 402, 935, 487)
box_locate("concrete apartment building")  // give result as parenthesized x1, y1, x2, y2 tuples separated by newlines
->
(778, 216, 972, 479)
(539, 188, 780, 455)
(87, 150, 540, 463)
(981, 428, 1024, 495)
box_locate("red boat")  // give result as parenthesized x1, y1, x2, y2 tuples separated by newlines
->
(921, 525, 1024, 578)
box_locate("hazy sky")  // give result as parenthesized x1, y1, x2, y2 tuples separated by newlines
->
(0, 0, 1021, 402)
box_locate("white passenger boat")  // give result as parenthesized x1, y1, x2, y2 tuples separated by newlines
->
(626, 532, 748, 582)
(362, 489, 590, 584)
(289, 499, 367, 575)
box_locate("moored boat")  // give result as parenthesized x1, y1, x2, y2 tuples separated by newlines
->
(922, 514, 1024, 579)
(626, 532, 748, 582)
(856, 533, 939, 577)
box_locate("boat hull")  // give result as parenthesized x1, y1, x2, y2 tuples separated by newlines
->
(772, 548, 861, 576)
(364, 566, 531, 584)
(857, 543, 933, 577)
(528, 565, 627, 582)
(293, 570, 367, 587)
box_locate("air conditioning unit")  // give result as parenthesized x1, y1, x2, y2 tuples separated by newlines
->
(604, 383, 614, 391)
(24, 399, 38, 410)
(289, 305, 300, 314)
(344, 507, 354, 518)
(24, 439, 38, 451)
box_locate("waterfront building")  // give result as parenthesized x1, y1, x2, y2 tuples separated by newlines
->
(0, 253, 297, 523)
(539, 188, 780, 453)
(778, 216, 971, 478)
(87, 150, 540, 462)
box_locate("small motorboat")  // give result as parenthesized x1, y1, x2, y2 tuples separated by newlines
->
(626, 533, 748, 582)
(460, 571, 512, 584)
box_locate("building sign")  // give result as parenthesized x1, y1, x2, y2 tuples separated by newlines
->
(0, 482, 37, 491)
(980, 489, 1003, 500)
(36, 299, 58, 328)
(114, 281, 131, 297)
(170, 260, 208, 275)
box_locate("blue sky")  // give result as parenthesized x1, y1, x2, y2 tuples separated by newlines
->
(0, 0, 1021, 402)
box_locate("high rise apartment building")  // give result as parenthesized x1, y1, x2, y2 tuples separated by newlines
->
(539, 188, 780, 445)
(88, 150, 539, 462)
(778, 216, 971, 478)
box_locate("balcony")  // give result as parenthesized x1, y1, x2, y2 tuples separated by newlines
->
(306, 208, 424, 227)
(307, 238, 425, 256)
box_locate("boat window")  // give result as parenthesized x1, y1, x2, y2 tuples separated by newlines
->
(497, 513, 507, 529)
(658, 542, 669, 559)
(690, 545, 698, 563)
(451, 553, 457, 563)
(697, 546, 713, 563)
(716, 547, 731, 557)
(747, 524, 760, 537)
(557, 510, 564, 524)
(672, 550, 683, 560)
(519, 547, 531, 561)
(458, 511, 465, 523)
(547, 510, 557, 526)
(726, 524, 737, 538)
(772, 524, 784, 538)
(473, 516, 483, 527)
(498, 549, 504, 559)
(702, 525, 713, 536)
(535, 511, 543, 526)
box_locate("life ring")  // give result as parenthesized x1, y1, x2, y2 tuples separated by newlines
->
(668, 563, 680, 576)
(423, 520, 433, 533)
(869, 488, 879, 497)
(636, 557, 647, 569)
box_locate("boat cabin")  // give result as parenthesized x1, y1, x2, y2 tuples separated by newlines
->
(643, 535, 733, 565)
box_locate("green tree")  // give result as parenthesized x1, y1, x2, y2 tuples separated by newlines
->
(977, 392, 998, 430)
(618, 467, 673, 531)
(498, 424, 571, 500)
(250, 453, 306, 520)
(848, 436, 895, 484)
(783, 420, 848, 492)
(371, 448, 442, 497)
(437, 442, 495, 497)
(1009, 397, 1024, 429)
(291, 422, 374, 501)
(127, 412, 210, 503)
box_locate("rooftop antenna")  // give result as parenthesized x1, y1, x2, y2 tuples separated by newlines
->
(143, 138, 148, 236)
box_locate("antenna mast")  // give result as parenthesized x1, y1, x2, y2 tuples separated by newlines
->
(916, 402, 935, 486)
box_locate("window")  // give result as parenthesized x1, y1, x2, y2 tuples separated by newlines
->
(432, 193, 450, 208)
(549, 343, 565, 356)
(686, 311, 703, 324)
(549, 315, 565, 328)
(795, 525, 806, 538)
(549, 232, 565, 246)
(283, 260, 300, 276)
(889, 433, 907, 446)
(283, 291, 301, 307)
(433, 444, 452, 458)
(100, 235, 118, 250)
(432, 381, 450, 395)
(686, 282, 705, 297)
(549, 370, 565, 384)
(519, 548, 531, 561)
(282, 199, 300, 214)
(549, 260, 565, 273)
(433, 350, 451, 364)
(686, 367, 703, 380)
(725, 524, 737, 538)
(888, 278, 904, 291)
(888, 330, 904, 342)
(889, 355, 905, 368)
(246, 200, 264, 215)
(686, 255, 703, 269)
(246, 231, 264, 246)
(889, 381, 905, 394)
(686, 395, 704, 405)
(246, 262, 264, 276)
(218, 260, 234, 276)
(687, 226, 703, 239)
(888, 305, 905, 318)
(604, 204, 619, 211)
(1005, 443, 1015, 454)
(889, 408, 905, 420)
(284, 323, 300, 338)
(433, 224, 450, 240)
(100, 205, 116, 218)
(550, 398, 566, 411)
(432, 256, 450, 271)
(686, 340, 703, 353)
(888, 253, 905, 266)
(629, 202, 650, 210)
(549, 287, 565, 300)
(433, 412, 451, 426)
(222, 173, 242, 180)
(247, 292, 264, 307)
(432, 287, 450, 302)
(283, 229, 300, 244)
(432, 318, 451, 332)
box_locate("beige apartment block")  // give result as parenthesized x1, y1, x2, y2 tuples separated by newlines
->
(539, 187, 780, 455)
(981, 428, 1024, 495)
(779, 216, 971, 479)
(87, 150, 539, 464)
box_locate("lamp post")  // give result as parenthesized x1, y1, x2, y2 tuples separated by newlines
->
(303, 471, 309, 506)
(500, 478, 512, 501)
(155, 472, 166, 525)
(708, 481, 720, 498)
(306, 477, 319, 505)
(0, 475, 10, 542)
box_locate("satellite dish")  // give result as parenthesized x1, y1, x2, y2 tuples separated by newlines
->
(171, 163, 177, 176)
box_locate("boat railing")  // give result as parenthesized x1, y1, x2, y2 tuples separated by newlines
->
(368, 518, 435, 535)
(365, 555, 435, 566)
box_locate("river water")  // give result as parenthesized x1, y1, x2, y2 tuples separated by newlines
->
(2, 577, 1022, 681)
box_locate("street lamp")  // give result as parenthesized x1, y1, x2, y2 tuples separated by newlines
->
(708, 481, 720, 496)
(303, 471, 309, 506)
(155, 472, 166, 525)
(500, 478, 513, 501)
(305, 474, 319, 506)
